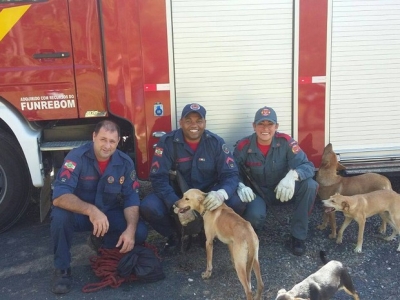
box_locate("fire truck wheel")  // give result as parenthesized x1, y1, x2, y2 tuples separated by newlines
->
(0, 130, 32, 233)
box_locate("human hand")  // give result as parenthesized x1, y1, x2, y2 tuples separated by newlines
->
(274, 170, 298, 202)
(237, 182, 256, 202)
(203, 189, 228, 211)
(116, 229, 135, 253)
(89, 207, 109, 237)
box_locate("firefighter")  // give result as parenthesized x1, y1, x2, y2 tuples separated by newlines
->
(233, 106, 318, 256)
(50, 120, 148, 294)
(140, 103, 259, 252)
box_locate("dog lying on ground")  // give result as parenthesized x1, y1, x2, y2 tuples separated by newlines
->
(316, 143, 392, 238)
(275, 251, 359, 300)
(322, 190, 400, 253)
(174, 188, 264, 300)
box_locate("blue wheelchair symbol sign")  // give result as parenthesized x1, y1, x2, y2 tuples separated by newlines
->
(154, 103, 163, 116)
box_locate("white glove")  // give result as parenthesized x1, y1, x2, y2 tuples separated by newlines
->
(203, 189, 228, 211)
(274, 170, 299, 202)
(237, 182, 255, 203)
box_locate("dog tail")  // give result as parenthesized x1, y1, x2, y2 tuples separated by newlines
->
(319, 250, 329, 265)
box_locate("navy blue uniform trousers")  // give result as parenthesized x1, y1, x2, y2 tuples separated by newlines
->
(51, 206, 148, 270)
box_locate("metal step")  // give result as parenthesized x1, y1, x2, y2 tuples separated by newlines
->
(341, 159, 400, 175)
(40, 140, 91, 151)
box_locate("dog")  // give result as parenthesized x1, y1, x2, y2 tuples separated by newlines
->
(322, 190, 400, 253)
(316, 143, 392, 238)
(275, 251, 359, 300)
(174, 189, 264, 300)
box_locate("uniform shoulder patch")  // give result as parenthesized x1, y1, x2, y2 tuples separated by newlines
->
(276, 132, 301, 154)
(222, 144, 230, 154)
(154, 147, 163, 157)
(291, 143, 301, 154)
(130, 170, 136, 181)
(63, 160, 76, 171)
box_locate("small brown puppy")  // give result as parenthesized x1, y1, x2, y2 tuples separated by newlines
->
(275, 251, 359, 300)
(316, 143, 392, 238)
(174, 189, 264, 300)
(322, 190, 400, 253)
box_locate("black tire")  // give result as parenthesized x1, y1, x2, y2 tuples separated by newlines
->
(0, 130, 32, 233)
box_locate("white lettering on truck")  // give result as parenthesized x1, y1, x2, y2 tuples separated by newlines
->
(20, 95, 75, 111)
(20, 99, 76, 110)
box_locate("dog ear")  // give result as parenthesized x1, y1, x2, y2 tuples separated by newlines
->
(199, 192, 208, 202)
(197, 194, 206, 202)
(336, 162, 346, 171)
(342, 201, 350, 211)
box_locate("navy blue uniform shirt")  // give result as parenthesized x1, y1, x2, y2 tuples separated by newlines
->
(234, 132, 315, 191)
(52, 142, 140, 212)
(150, 129, 239, 208)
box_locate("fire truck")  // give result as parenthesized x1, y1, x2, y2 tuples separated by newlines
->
(1, 0, 400, 232)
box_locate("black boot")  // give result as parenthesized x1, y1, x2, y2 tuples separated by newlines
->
(51, 268, 72, 294)
(290, 236, 306, 256)
(161, 234, 179, 255)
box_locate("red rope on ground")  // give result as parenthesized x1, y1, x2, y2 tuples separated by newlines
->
(82, 242, 160, 293)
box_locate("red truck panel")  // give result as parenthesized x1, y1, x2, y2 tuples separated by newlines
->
(298, 0, 328, 168)
(100, 0, 170, 178)
(139, 0, 171, 178)
(0, 0, 78, 120)
(69, 0, 107, 117)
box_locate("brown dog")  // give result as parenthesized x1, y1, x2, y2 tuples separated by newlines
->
(322, 190, 400, 253)
(316, 143, 392, 238)
(174, 189, 264, 300)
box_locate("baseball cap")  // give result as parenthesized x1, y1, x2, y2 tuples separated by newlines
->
(180, 103, 206, 119)
(254, 106, 277, 124)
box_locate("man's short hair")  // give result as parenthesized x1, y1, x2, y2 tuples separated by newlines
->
(94, 120, 121, 138)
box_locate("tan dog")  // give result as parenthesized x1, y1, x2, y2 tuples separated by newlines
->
(322, 190, 400, 253)
(174, 189, 264, 300)
(316, 143, 392, 238)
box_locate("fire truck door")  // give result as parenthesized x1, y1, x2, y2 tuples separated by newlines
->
(0, 0, 78, 120)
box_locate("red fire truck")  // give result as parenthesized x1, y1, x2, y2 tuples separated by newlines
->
(1, 0, 399, 232)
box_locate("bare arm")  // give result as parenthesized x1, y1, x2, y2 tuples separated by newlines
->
(52, 194, 109, 237)
(116, 206, 139, 253)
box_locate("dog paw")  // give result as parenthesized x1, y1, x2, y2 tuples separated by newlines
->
(317, 224, 327, 230)
(354, 246, 362, 253)
(336, 238, 342, 244)
(201, 270, 212, 279)
(379, 227, 387, 234)
(329, 232, 337, 239)
(383, 236, 396, 241)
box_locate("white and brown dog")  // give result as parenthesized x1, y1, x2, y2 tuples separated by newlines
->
(275, 251, 359, 300)
(174, 188, 264, 300)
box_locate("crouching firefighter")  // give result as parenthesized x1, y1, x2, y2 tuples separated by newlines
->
(140, 103, 262, 253)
